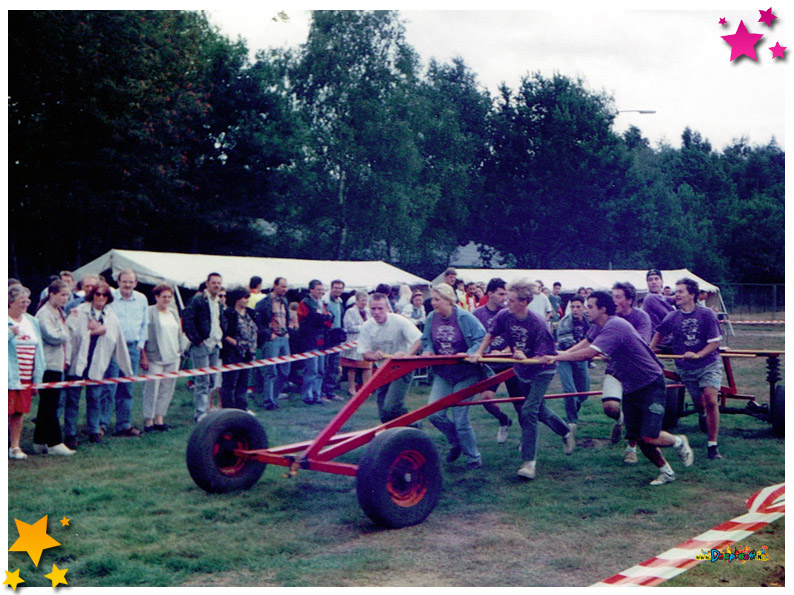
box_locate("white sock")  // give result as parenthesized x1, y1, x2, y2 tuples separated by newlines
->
(708, 441, 718, 447)
(625, 445, 637, 453)
(659, 462, 674, 475)
(616, 412, 624, 424)
(672, 436, 684, 449)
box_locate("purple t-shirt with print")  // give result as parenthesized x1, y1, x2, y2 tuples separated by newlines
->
(656, 306, 722, 370)
(489, 309, 556, 380)
(431, 311, 467, 355)
(589, 316, 664, 394)
(473, 305, 507, 351)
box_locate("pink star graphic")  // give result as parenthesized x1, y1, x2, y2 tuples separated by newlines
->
(758, 8, 777, 27)
(721, 20, 765, 61)
(769, 42, 787, 58)
(719, 17, 727, 26)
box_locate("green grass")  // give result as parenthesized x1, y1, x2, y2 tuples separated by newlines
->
(7, 325, 785, 586)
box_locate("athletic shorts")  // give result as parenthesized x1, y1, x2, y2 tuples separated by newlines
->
(8, 387, 34, 415)
(622, 374, 667, 441)
(677, 360, 723, 401)
(600, 374, 623, 402)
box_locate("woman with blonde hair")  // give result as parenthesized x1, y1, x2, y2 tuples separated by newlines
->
(410, 283, 487, 470)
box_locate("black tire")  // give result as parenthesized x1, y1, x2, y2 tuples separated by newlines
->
(356, 427, 442, 529)
(771, 385, 785, 436)
(186, 409, 268, 493)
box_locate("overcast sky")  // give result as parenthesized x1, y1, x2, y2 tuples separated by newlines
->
(207, 2, 788, 152)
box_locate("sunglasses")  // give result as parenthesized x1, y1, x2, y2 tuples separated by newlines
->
(94, 292, 110, 297)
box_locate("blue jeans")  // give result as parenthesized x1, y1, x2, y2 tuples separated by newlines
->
(261, 337, 290, 406)
(376, 374, 413, 423)
(101, 341, 141, 432)
(302, 354, 326, 403)
(558, 360, 590, 424)
(518, 372, 570, 462)
(427, 372, 482, 464)
(190, 343, 220, 420)
(63, 376, 103, 436)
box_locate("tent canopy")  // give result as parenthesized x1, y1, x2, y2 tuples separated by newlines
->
(71, 249, 430, 292)
(431, 268, 720, 296)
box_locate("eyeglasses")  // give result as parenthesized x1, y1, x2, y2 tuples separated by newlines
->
(94, 292, 110, 297)
(218, 294, 227, 298)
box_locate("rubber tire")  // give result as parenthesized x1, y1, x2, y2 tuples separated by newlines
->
(771, 385, 785, 436)
(186, 409, 268, 493)
(356, 427, 442, 529)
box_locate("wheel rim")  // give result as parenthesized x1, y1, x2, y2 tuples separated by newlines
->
(212, 431, 249, 476)
(386, 449, 428, 507)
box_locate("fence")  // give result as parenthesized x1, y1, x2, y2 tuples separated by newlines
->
(717, 283, 784, 320)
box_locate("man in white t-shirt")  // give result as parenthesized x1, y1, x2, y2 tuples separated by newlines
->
(357, 292, 421, 423)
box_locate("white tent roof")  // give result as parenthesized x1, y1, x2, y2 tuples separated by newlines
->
(431, 268, 720, 295)
(71, 249, 430, 292)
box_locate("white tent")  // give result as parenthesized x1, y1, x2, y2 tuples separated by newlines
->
(71, 249, 430, 292)
(431, 268, 721, 298)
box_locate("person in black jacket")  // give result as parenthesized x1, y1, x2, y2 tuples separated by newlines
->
(181, 273, 226, 421)
(219, 286, 258, 411)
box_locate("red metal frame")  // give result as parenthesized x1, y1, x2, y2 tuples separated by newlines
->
(231, 350, 781, 478)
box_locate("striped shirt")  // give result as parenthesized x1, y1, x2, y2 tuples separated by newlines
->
(11, 316, 39, 384)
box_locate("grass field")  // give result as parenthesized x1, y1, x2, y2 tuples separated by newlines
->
(6, 324, 785, 587)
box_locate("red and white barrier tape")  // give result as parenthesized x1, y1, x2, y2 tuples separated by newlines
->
(723, 320, 785, 325)
(30, 341, 358, 390)
(590, 483, 785, 587)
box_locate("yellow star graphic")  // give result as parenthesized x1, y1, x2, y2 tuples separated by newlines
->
(59, 517, 70, 528)
(44, 564, 68, 588)
(3, 569, 25, 591)
(8, 516, 61, 567)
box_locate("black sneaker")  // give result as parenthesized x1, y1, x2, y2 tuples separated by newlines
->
(154, 424, 170, 432)
(708, 445, 724, 460)
(64, 435, 78, 451)
(143, 426, 156, 434)
(446, 445, 462, 463)
(89, 433, 102, 444)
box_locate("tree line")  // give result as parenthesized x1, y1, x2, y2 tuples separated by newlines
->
(9, 10, 784, 292)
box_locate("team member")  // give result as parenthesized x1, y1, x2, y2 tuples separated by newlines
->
(555, 295, 590, 435)
(469, 279, 574, 480)
(650, 278, 724, 460)
(472, 278, 521, 443)
(357, 292, 422, 423)
(608, 282, 653, 461)
(643, 268, 675, 338)
(543, 291, 694, 486)
(410, 283, 487, 470)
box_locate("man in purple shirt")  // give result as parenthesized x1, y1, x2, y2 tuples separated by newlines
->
(469, 279, 574, 481)
(472, 278, 521, 443)
(609, 281, 652, 463)
(651, 278, 724, 460)
(543, 291, 694, 486)
(642, 268, 675, 342)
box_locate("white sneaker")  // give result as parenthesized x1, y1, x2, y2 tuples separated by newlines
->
(33, 443, 48, 455)
(277, 393, 290, 400)
(48, 443, 76, 456)
(563, 429, 576, 456)
(674, 435, 694, 467)
(624, 449, 638, 464)
(8, 447, 27, 460)
(517, 461, 536, 479)
(650, 471, 676, 486)
(496, 422, 511, 444)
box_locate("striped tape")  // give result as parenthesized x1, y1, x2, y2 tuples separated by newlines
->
(30, 341, 358, 390)
(724, 320, 785, 325)
(590, 483, 785, 587)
